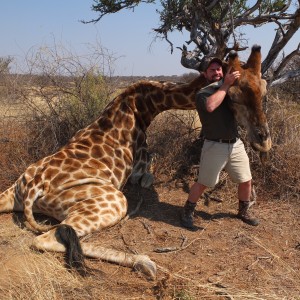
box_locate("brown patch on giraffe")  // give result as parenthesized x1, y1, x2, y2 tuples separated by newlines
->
(87, 215, 100, 222)
(113, 168, 123, 182)
(24, 199, 31, 207)
(55, 152, 67, 160)
(81, 219, 91, 227)
(61, 202, 74, 211)
(91, 145, 105, 158)
(110, 128, 121, 140)
(115, 158, 125, 170)
(72, 170, 87, 180)
(101, 156, 114, 170)
(89, 131, 104, 144)
(173, 93, 190, 107)
(75, 144, 89, 152)
(165, 94, 176, 108)
(120, 129, 131, 143)
(106, 194, 115, 201)
(99, 202, 109, 208)
(75, 190, 88, 199)
(49, 159, 63, 168)
(52, 173, 71, 187)
(25, 168, 36, 179)
(74, 150, 90, 160)
(113, 112, 124, 129)
(145, 95, 157, 115)
(115, 149, 123, 161)
(111, 203, 121, 215)
(135, 96, 147, 114)
(152, 90, 165, 104)
(28, 189, 36, 200)
(45, 167, 59, 178)
(80, 139, 93, 148)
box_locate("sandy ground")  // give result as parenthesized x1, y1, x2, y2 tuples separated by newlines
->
(0, 181, 299, 300)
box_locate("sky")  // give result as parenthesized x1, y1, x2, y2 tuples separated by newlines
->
(0, 1, 299, 76)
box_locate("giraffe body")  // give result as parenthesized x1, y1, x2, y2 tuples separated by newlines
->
(0, 45, 271, 279)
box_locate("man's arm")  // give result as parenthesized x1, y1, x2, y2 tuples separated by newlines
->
(206, 68, 240, 112)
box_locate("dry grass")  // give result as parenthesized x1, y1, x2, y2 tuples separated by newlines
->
(0, 76, 299, 299)
(0, 216, 83, 300)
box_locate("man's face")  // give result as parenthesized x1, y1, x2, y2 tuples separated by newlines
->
(204, 62, 223, 83)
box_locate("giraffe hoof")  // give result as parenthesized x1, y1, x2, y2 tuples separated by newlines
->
(134, 255, 157, 280)
(140, 173, 154, 188)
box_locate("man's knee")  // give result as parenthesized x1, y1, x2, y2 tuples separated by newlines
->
(239, 180, 251, 189)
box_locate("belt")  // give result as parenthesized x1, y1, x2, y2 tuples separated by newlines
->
(206, 138, 238, 144)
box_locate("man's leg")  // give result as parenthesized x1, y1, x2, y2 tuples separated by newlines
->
(237, 180, 259, 226)
(181, 182, 207, 229)
(225, 140, 259, 226)
(181, 141, 229, 230)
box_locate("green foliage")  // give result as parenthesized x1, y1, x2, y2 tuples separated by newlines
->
(26, 71, 111, 160)
(61, 71, 110, 131)
(259, 0, 288, 14)
(89, 0, 155, 22)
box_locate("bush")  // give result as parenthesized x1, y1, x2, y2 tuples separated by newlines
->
(0, 43, 115, 188)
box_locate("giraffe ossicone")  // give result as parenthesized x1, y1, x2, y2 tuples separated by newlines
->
(0, 45, 270, 279)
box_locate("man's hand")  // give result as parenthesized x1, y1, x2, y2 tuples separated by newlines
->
(206, 67, 241, 112)
(224, 67, 240, 87)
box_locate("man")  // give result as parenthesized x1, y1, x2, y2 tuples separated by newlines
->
(180, 57, 259, 230)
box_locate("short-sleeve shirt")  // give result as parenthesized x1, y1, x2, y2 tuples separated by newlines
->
(196, 80, 238, 140)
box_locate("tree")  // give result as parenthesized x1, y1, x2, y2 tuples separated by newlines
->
(86, 0, 299, 84)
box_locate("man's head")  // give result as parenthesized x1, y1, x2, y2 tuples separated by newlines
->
(204, 57, 223, 83)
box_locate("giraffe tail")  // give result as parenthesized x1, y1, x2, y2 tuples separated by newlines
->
(55, 224, 86, 275)
(23, 189, 54, 233)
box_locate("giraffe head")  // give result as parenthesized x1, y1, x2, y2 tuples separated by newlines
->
(227, 45, 272, 154)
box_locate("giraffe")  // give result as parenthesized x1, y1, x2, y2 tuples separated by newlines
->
(0, 44, 270, 280)
(227, 44, 272, 154)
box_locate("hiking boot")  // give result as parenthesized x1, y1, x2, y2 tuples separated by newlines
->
(237, 201, 259, 226)
(180, 201, 197, 229)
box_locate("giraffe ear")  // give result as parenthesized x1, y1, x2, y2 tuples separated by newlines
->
(245, 44, 262, 75)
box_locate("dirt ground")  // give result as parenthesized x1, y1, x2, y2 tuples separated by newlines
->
(0, 179, 299, 300)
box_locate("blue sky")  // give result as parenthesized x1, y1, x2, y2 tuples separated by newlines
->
(0, 1, 299, 76)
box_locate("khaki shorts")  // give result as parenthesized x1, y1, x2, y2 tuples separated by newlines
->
(197, 139, 252, 188)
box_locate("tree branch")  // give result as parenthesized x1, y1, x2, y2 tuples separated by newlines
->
(270, 69, 300, 86)
(262, 7, 300, 74)
(273, 43, 300, 78)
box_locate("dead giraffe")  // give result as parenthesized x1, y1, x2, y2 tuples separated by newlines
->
(0, 45, 271, 279)
(227, 45, 272, 154)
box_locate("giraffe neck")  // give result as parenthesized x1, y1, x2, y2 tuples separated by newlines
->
(129, 75, 207, 130)
(65, 75, 208, 189)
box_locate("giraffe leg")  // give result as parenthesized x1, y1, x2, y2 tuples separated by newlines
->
(81, 242, 157, 280)
(32, 225, 156, 279)
(130, 144, 154, 188)
(31, 187, 157, 279)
